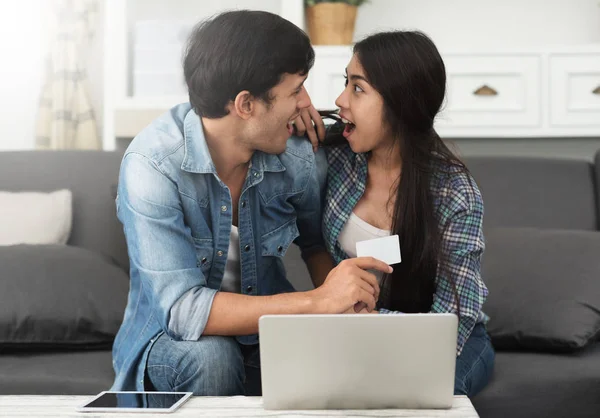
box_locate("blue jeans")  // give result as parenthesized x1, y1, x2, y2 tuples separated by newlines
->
(146, 333, 261, 396)
(454, 323, 495, 397)
(147, 324, 494, 398)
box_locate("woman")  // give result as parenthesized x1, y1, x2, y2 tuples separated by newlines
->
(319, 31, 494, 397)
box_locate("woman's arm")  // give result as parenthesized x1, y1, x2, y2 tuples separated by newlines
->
(431, 179, 486, 356)
(376, 175, 486, 357)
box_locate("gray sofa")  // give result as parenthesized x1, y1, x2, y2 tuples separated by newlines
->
(464, 156, 600, 418)
(0, 151, 127, 394)
(1, 150, 599, 418)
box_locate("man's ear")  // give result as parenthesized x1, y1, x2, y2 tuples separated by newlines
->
(233, 91, 254, 120)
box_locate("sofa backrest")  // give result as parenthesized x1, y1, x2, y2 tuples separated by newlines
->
(3, 151, 597, 281)
(0, 151, 129, 271)
(465, 156, 599, 231)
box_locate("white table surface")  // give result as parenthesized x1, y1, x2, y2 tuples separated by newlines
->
(0, 395, 479, 417)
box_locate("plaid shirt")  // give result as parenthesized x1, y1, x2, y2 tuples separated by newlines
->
(322, 144, 488, 356)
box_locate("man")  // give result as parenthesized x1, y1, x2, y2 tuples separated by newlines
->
(111, 10, 390, 395)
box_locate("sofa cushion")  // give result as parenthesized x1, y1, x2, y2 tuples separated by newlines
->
(466, 156, 597, 230)
(0, 245, 128, 349)
(482, 227, 600, 352)
(472, 343, 600, 418)
(0, 350, 114, 395)
(0, 189, 72, 245)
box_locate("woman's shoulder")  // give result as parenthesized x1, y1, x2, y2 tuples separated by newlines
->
(431, 160, 483, 216)
(324, 142, 354, 167)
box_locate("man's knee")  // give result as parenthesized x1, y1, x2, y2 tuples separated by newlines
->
(148, 334, 245, 396)
(182, 336, 245, 395)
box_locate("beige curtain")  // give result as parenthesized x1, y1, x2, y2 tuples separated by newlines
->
(36, 0, 100, 150)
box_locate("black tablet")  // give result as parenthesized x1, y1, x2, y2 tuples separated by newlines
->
(76, 391, 193, 413)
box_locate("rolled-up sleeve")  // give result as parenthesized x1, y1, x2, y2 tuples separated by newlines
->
(117, 152, 217, 341)
(294, 148, 328, 262)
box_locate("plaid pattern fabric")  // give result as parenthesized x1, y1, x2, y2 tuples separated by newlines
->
(323, 144, 488, 355)
(36, 0, 100, 150)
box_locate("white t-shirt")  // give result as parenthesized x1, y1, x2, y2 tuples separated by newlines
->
(338, 212, 391, 282)
(220, 225, 241, 293)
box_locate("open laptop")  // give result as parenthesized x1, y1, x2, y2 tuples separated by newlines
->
(259, 313, 458, 410)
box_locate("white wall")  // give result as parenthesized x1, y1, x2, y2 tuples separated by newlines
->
(354, 0, 600, 48)
(0, 1, 45, 150)
(128, 0, 281, 21)
(125, 0, 281, 96)
(0, 0, 104, 151)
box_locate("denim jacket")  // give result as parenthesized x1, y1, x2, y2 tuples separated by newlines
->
(111, 103, 327, 390)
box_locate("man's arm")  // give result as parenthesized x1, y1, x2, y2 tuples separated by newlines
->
(118, 152, 218, 341)
(203, 292, 313, 335)
(119, 152, 385, 340)
(205, 255, 388, 335)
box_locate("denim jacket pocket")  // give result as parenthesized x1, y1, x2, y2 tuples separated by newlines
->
(260, 218, 299, 257)
(192, 238, 214, 276)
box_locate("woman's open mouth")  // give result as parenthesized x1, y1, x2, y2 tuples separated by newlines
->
(342, 118, 356, 138)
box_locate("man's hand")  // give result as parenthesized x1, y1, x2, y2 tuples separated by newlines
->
(309, 257, 392, 314)
(293, 104, 326, 152)
(343, 306, 379, 314)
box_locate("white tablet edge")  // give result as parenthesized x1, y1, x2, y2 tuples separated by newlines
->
(76, 391, 193, 413)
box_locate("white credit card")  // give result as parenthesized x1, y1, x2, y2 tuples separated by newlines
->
(356, 234, 402, 265)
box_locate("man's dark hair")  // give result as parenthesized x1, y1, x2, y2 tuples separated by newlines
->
(183, 10, 315, 118)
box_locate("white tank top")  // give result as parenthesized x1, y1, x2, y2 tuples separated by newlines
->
(220, 226, 241, 293)
(338, 212, 391, 282)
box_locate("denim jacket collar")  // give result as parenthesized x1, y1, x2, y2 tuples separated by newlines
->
(181, 109, 285, 175)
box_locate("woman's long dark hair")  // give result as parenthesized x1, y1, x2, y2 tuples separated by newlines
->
(322, 31, 468, 316)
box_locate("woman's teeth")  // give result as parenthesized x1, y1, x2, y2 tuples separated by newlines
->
(342, 118, 356, 129)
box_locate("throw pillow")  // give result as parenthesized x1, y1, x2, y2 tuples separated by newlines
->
(482, 227, 600, 352)
(0, 245, 129, 350)
(0, 189, 72, 245)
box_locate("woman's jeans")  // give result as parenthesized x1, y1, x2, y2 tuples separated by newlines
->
(454, 323, 495, 397)
(146, 322, 494, 398)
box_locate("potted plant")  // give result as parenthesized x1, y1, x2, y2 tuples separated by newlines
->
(305, 0, 368, 45)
